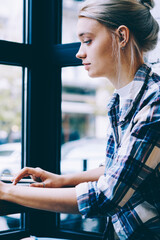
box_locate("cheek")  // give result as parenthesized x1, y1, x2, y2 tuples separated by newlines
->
(97, 43, 112, 61)
(90, 40, 114, 72)
(96, 49, 111, 68)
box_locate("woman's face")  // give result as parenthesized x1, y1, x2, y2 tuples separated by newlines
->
(76, 17, 116, 79)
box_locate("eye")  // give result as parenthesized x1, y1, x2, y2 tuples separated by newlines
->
(83, 40, 92, 45)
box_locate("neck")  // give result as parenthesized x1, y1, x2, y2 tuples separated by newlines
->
(110, 50, 144, 89)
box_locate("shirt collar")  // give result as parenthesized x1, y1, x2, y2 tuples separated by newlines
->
(107, 63, 151, 114)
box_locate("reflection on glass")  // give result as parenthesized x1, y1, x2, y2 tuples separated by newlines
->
(62, 0, 84, 43)
(0, 65, 22, 232)
(60, 66, 113, 233)
(0, 214, 21, 231)
(0, 0, 23, 43)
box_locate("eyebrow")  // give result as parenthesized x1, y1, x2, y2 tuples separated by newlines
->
(78, 32, 92, 37)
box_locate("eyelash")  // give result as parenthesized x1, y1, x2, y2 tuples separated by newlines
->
(83, 40, 92, 45)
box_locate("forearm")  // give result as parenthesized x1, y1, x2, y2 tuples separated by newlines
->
(1, 183, 79, 214)
(61, 166, 105, 187)
(0, 167, 105, 215)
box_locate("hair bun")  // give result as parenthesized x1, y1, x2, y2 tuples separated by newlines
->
(139, 0, 155, 10)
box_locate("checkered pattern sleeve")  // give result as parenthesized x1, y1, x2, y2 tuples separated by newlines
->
(75, 88, 160, 218)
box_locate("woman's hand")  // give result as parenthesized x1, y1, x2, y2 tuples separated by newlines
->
(12, 165, 105, 189)
(12, 167, 64, 188)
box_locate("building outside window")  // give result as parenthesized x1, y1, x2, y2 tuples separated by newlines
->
(0, 0, 24, 234)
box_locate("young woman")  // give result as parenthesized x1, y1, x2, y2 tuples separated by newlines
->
(0, 0, 160, 239)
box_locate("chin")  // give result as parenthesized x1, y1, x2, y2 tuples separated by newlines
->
(88, 71, 104, 78)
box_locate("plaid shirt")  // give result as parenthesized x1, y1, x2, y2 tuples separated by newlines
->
(76, 64, 160, 240)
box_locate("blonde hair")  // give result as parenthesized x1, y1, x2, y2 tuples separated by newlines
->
(79, 0, 159, 52)
(78, 0, 159, 83)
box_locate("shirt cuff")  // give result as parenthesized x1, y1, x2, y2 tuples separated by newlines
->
(75, 182, 90, 217)
(75, 181, 99, 218)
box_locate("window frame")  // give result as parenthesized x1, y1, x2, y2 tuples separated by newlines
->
(0, 0, 30, 238)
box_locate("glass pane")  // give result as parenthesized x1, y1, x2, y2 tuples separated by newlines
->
(62, 0, 84, 43)
(0, 64, 22, 231)
(147, 0, 160, 75)
(61, 0, 160, 234)
(60, 66, 114, 233)
(0, 214, 22, 231)
(0, 0, 23, 43)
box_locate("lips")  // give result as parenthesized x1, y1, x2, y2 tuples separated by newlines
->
(83, 62, 90, 65)
(83, 62, 91, 70)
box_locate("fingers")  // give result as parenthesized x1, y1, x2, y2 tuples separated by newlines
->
(30, 182, 45, 188)
(12, 167, 40, 185)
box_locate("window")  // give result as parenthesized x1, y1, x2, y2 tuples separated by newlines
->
(62, 0, 84, 43)
(0, 65, 22, 147)
(0, 0, 23, 43)
(60, 66, 113, 234)
(0, 0, 28, 239)
(0, 1, 24, 236)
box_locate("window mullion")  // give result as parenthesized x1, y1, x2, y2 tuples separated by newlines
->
(26, 0, 63, 237)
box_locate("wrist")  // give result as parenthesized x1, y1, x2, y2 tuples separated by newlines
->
(49, 174, 68, 188)
(61, 173, 79, 187)
(59, 174, 69, 187)
(0, 182, 11, 201)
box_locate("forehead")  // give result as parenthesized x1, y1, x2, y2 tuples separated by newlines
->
(77, 17, 105, 36)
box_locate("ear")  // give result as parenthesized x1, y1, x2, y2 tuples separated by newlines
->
(116, 25, 130, 49)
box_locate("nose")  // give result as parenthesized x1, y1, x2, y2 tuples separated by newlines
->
(76, 44, 86, 59)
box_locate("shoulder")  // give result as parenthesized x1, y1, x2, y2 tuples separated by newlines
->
(143, 71, 160, 105)
(132, 72, 160, 142)
(133, 70, 160, 125)
(148, 71, 160, 93)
